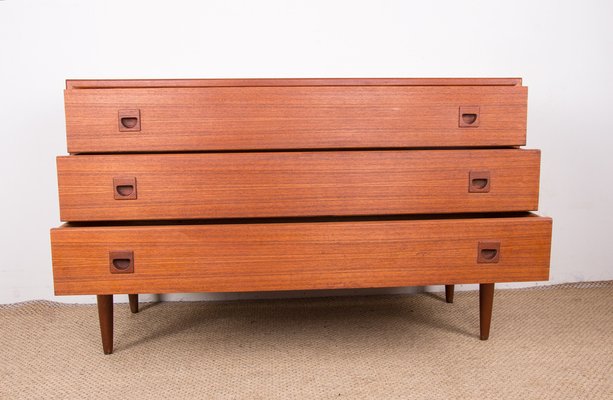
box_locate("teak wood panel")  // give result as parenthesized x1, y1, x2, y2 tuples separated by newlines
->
(50, 215, 552, 295)
(56, 149, 541, 222)
(64, 85, 527, 152)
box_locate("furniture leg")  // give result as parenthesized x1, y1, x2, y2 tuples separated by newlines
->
(445, 285, 454, 303)
(479, 283, 495, 340)
(96, 294, 113, 354)
(128, 294, 139, 313)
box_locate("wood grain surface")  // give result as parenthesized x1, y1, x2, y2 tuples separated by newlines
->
(65, 85, 527, 152)
(50, 214, 552, 295)
(56, 149, 541, 221)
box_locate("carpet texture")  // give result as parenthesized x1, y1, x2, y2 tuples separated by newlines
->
(1, 283, 612, 399)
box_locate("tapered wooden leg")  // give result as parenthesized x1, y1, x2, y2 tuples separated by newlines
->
(97, 295, 113, 354)
(445, 285, 455, 303)
(479, 283, 495, 340)
(128, 294, 139, 313)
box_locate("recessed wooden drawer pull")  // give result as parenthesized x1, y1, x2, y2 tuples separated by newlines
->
(113, 177, 137, 200)
(459, 106, 480, 127)
(113, 258, 131, 270)
(118, 109, 141, 132)
(109, 251, 134, 273)
(477, 241, 500, 263)
(469, 171, 491, 193)
(116, 185, 134, 196)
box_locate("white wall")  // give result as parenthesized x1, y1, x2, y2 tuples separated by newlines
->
(1, 0, 612, 304)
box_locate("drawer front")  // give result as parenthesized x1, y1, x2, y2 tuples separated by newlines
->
(51, 215, 552, 295)
(65, 85, 527, 152)
(57, 150, 541, 222)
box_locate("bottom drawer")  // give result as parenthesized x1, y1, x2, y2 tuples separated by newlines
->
(51, 213, 552, 295)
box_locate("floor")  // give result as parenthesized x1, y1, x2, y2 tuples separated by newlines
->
(1, 282, 612, 399)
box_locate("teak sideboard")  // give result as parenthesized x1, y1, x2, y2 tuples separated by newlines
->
(50, 78, 552, 354)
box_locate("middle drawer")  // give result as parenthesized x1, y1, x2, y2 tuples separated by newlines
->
(57, 149, 540, 221)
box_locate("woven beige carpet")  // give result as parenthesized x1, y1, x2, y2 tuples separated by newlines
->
(1, 283, 612, 399)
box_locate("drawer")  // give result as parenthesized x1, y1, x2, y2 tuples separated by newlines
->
(64, 79, 527, 153)
(50, 213, 552, 295)
(57, 149, 541, 222)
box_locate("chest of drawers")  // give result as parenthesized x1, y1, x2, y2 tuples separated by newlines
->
(50, 78, 552, 354)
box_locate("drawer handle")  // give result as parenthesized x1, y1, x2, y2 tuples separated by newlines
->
(462, 113, 478, 125)
(480, 249, 497, 260)
(469, 171, 490, 193)
(113, 177, 137, 200)
(116, 185, 134, 196)
(120, 117, 138, 129)
(477, 241, 500, 263)
(113, 258, 131, 270)
(118, 109, 141, 132)
(459, 106, 480, 127)
(472, 179, 488, 189)
(109, 251, 134, 273)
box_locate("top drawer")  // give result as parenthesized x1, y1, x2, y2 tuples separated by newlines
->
(64, 78, 527, 153)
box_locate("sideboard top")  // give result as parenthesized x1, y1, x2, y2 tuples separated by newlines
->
(66, 78, 523, 89)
